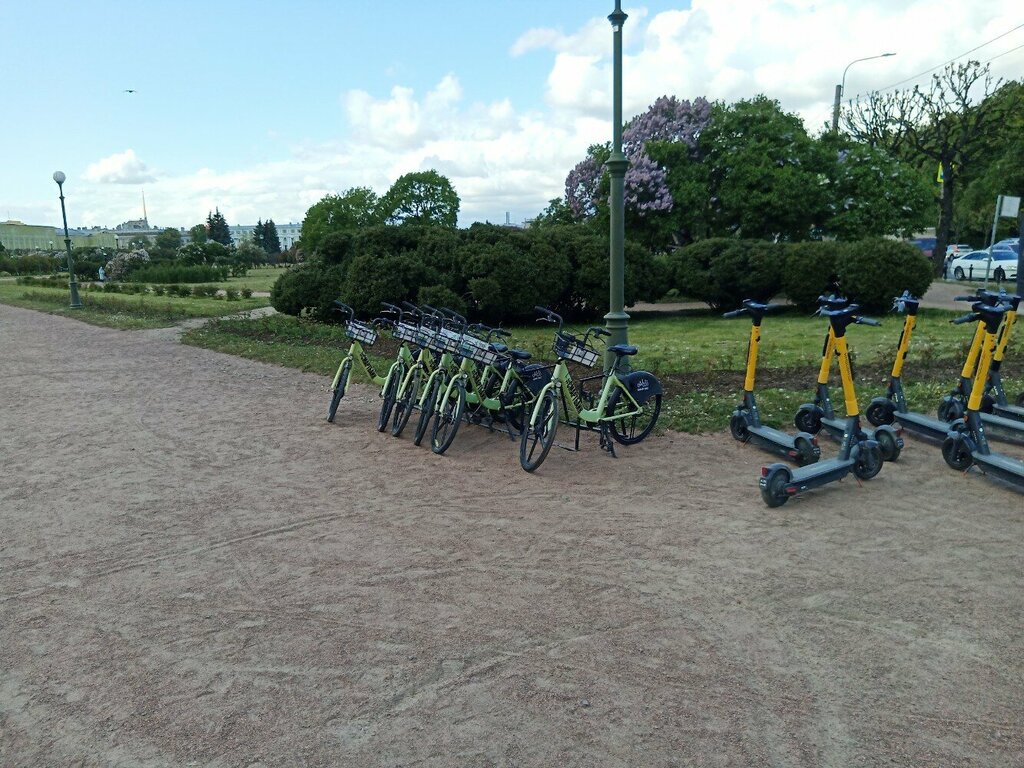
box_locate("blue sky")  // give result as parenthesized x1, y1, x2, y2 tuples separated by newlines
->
(2, 1, 1021, 233)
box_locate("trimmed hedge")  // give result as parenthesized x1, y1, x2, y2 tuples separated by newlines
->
(669, 237, 932, 312)
(127, 263, 230, 284)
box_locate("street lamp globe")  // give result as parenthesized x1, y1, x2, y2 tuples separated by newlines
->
(53, 170, 66, 185)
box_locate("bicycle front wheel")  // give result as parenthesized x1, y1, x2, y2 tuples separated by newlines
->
(377, 362, 404, 433)
(431, 379, 466, 455)
(414, 372, 445, 446)
(327, 359, 352, 423)
(391, 367, 422, 437)
(520, 389, 559, 472)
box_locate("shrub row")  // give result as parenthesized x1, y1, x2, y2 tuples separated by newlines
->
(666, 237, 932, 312)
(126, 263, 230, 284)
(271, 224, 661, 323)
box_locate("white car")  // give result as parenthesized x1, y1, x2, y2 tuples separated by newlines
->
(946, 243, 974, 257)
(948, 249, 1018, 282)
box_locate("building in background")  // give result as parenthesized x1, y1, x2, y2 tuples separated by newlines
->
(0, 220, 116, 251)
(228, 222, 301, 250)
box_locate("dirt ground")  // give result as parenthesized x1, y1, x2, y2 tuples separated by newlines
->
(1, 303, 1022, 768)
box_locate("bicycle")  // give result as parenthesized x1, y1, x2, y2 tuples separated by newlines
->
(384, 303, 438, 437)
(326, 301, 389, 423)
(519, 307, 663, 472)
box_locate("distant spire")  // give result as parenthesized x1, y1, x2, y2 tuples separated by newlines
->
(142, 189, 148, 226)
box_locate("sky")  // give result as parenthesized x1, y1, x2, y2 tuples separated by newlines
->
(2, 0, 1022, 233)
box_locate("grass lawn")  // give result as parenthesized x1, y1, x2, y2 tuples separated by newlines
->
(0, 283, 269, 330)
(183, 310, 1022, 434)
(205, 266, 290, 293)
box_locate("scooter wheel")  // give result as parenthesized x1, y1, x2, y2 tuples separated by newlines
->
(942, 436, 973, 471)
(937, 397, 963, 423)
(729, 413, 751, 443)
(760, 467, 791, 508)
(865, 400, 895, 427)
(794, 407, 821, 435)
(1015, 391, 1024, 407)
(852, 444, 883, 480)
(875, 429, 901, 462)
(793, 435, 819, 466)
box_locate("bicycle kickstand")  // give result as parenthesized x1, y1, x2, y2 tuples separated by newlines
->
(599, 424, 617, 458)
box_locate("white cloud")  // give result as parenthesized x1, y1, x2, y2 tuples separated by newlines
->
(16, 1, 1021, 231)
(83, 149, 156, 185)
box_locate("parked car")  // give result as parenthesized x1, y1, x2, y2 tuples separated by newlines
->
(910, 237, 936, 259)
(948, 248, 1019, 282)
(946, 243, 974, 257)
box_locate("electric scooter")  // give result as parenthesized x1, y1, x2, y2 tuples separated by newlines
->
(864, 292, 958, 440)
(941, 301, 1024, 490)
(794, 296, 904, 462)
(760, 305, 885, 507)
(723, 300, 820, 466)
(938, 290, 1024, 442)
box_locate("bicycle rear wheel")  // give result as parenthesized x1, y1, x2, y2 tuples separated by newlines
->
(327, 359, 352, 423)
(520, 389, 559, 472)
(391, 367, 422, 437)
(431, 379, 466, 454)
(607, 390, 662, 446)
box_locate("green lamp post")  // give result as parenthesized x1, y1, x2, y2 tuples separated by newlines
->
(52, 171, 83, 309)
(604, 0, 630, 371)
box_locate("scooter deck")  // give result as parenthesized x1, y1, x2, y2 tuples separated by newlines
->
(785, 458, 853, 490)
(991, 402, 1024, 423)
(972, 451, 1024, 489)
(748, 425, 817, 464)
(891, 410, 949, 441)
(979, 411, 1024, 445)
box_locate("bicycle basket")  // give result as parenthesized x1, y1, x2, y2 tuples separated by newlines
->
(437, 327, 464, 354)
(345, 319, 378, 346)
(460, 334, 498, 365)
(554, 332, 599, 368)
(393, 321, 420, 344)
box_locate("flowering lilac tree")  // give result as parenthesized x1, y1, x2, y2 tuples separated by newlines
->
(564, 95, 713, 239)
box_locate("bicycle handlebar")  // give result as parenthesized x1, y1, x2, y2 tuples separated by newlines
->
(588, 327, 611, 337)
(534, 306, 563, 331)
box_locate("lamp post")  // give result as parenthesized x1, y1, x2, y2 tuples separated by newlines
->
(52, 171, 83, 309)
(604, 0, 630, 371)
(831, 52, 896, 132)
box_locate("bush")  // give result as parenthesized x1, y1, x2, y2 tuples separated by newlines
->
(417, 284, 466, 316)
(128, 263, 229, 284)
(224, 288, 240, 301)
(668, 239, 784, 310)
(105, 249, 150, 281)
(241, 288, 253, 299)
(176, 285, 192, 298)
(838, 238, 932, 312)
(782, 242, 839, 310)
(270, 261, 345, 321)
(151, 285, 165, 296)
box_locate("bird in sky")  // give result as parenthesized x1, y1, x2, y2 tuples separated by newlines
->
(124, 89, 136, 93)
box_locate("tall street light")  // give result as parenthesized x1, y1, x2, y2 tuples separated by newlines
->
(52, 171, 83, 309)
(831, 52, 896, 132)
(604, 0, 630, 371)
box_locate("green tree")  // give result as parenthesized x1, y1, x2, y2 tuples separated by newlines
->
(845, 61, 1017, 272)
(298, 187, 382, 255)
(150, 227, 182, 261)
(263, 219, 281, 253)
(188, 224, 208, 244)
(820, 141, 934, 240)
(379, 170, 460, 228)
(252, 218, 265, 251)
(700, 96, 827, 240)
(128, 234, 151, 249)
(206, 208, 232, 246)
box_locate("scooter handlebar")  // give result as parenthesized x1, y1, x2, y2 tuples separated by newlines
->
(854, 316, 881, 327)
(951, 312, 979, 325)
(722, 308, 747, 318)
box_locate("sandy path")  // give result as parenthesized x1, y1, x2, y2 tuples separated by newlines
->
(1, 304, 1022, 767)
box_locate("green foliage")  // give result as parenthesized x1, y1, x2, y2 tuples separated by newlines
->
(269, 261, 346, 321)
(150, 227, 183, 260)
(668, 239, 785, 310)
(782, 242, 839, 310)
(188, 224, 208, 244)
(127, 263, 229, 284)
(379, 170, 460, 228)
(206, 208, 232, 246)
(417, 284, 466, 315)
(343, 251, 431, 316)
(298, 188, 383, 255)
(837, 238, 933, 312)
(105, 248, 151, 281)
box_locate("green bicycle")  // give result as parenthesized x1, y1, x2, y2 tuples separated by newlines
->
(383, 303, 438, 437)
(326, 301, 388, 423)
(520, 306, 663, 472)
